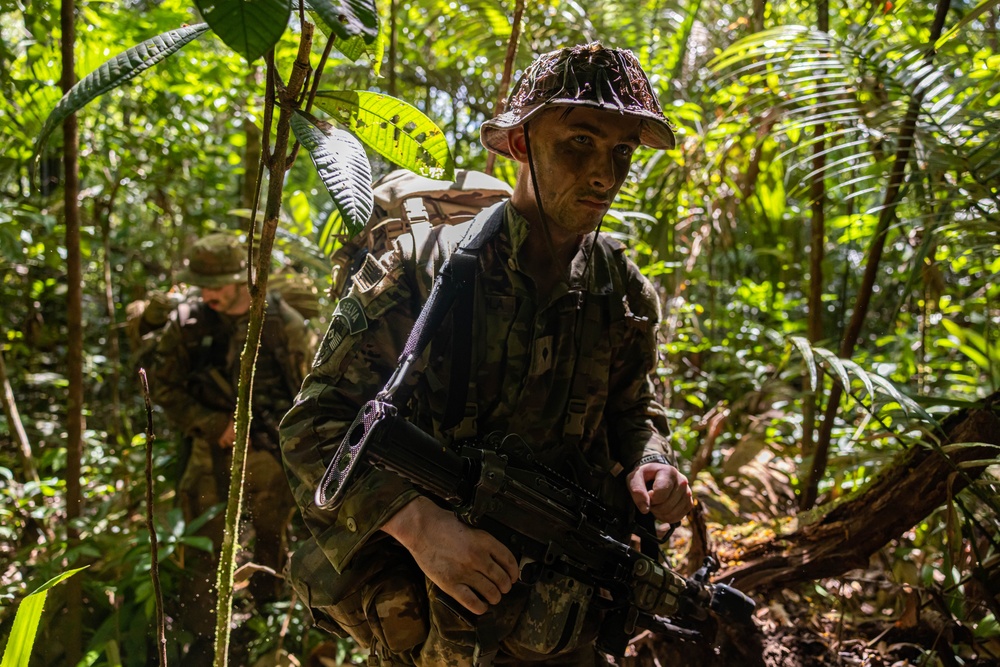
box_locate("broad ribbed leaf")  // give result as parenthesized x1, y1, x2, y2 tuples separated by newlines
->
(291, 111, 373, 236)
(33, 24, 209, 163)
(314, 91, 454, 180)
(195, 0, 290, 62)
(307, 0, 378, 44)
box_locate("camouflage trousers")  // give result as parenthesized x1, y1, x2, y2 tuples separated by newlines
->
(294, 539, 604, 666)
(174, 438, 296, 665)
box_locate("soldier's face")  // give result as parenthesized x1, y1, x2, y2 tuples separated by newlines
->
(511, 106, 641, 238)
(201, 283, 248, 315)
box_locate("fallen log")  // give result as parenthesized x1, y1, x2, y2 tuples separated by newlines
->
(621, 393, 999, 666)
(721, 391, 1000, 592)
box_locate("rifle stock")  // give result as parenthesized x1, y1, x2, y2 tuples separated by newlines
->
(317, 400, 755, 656)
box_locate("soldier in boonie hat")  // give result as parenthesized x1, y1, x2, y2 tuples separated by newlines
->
(481, 42, 675, 159)
(176, 232, 247, 289)
(279, 40, 694, 667)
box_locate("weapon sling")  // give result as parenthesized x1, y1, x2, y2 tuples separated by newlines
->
(318, 202, 506, 664)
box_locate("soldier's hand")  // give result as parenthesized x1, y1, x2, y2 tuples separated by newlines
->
(627, 462, 693, 524)
(218, 420, 236, 448)
(382, 496, 519, 615)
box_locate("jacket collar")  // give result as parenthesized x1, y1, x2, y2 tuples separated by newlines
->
(502, 201, 619, 296)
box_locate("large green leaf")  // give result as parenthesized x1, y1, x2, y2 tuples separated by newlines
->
(313, 91, 454, 180)
(309, 10, 384, 77)
(291, 111, 373, 236)
(306, 0, 378, 44)
(33, 23, 210, 163)
(195, 0, 290, 62)
(1, 567, 88, 667)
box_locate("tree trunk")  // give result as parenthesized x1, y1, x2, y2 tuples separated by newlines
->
(388, 0, 397, 97)
(61, 0, 84, 661)
(751, 0, 766, 33)
(801, 0, 953, 509)
(0, 339, 38, 484)
(799, 0, 830, 504)
(212, 25, 314, 667)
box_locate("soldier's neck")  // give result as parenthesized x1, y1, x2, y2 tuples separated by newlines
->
(519, 226, 580, 300)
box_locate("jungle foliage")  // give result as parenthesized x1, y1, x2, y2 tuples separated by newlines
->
(0, 0, 998, 664)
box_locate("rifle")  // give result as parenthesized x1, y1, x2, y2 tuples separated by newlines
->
(316, 399, 756, 658)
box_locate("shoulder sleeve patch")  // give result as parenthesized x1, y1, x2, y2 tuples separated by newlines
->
(333, 295, 368, 336)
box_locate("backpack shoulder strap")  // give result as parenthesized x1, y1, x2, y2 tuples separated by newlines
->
(378, 202, 506, 405)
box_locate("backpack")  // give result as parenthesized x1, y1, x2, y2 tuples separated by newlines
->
(329, 168, 513, 297)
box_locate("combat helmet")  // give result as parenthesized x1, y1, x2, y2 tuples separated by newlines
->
(481, 42, 675, 159)
(176, 233, 247, 288)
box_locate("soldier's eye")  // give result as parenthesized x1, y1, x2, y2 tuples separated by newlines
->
(615, 144, 636, 158)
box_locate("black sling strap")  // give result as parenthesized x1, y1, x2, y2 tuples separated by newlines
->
(365, 203, 505, 667)
(377, 201, 505, 414)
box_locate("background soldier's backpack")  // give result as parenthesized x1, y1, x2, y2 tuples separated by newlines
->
(329, 168, 513, 297)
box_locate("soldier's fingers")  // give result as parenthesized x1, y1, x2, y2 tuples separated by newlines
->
(651, 486, 693, 523)
(452, 584, 490, 616)
(483, 558, 514, 594)
(467, 571, 504, 607)
(648, 468, 689, 505)
(490, 545, 520, 584)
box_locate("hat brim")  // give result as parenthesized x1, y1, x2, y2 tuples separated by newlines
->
(480, 100, 676, 159)
(176, 269, 246, 288)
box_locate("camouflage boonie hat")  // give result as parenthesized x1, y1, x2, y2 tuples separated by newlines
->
(176, 233, 247, 288)
(481, 43, 675, 159)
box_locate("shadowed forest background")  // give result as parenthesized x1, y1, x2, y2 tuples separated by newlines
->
(1, 0, 999, 664)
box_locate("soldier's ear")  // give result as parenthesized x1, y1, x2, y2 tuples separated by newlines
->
(507, 127, 529, 163)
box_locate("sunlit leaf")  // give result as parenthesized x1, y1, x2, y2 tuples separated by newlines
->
(291, 110, 373, 236)
(939, 442, 1000, 455)
(789, 336, 818, 392)
(195, 0, 290, 62)
(33, 24, 210, 164)
(841, 359, 876, 405)
(935, 0, 1000, 50)
(313, 91, 454, 180)
(1, 567, 88, 667)
(865, 373, 936, 423)
(324, 30, 384, 76)
(812, 347, 853, 396)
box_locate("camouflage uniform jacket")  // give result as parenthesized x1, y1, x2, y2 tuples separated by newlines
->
(281, 202, 674, 591)
(150, 291, 315, 445)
